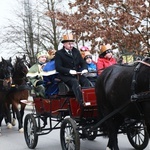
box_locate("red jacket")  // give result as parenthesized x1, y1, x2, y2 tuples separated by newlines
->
(97, 57, 117, 75)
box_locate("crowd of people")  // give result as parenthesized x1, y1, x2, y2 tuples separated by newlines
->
(27, 32, 117, 105)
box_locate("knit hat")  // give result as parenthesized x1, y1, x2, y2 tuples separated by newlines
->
(80, 46, 89, 51)
(36, 51, 48, 59)
(84, 51, 92, 60)
(80, 46, 90, 58)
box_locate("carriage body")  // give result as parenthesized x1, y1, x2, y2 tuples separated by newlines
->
(24, 79, 150, 150)
(33, 87, 98, 119)
(24, 87, 103, 149)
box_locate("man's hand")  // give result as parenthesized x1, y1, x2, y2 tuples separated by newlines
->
(81, 69, 88, 75)
(69, 70, 77, 75)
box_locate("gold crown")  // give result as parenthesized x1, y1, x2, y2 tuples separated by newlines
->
(48, 49, 56, 60)
(61, 33, 75, 43)
(100, 44, 112, 53)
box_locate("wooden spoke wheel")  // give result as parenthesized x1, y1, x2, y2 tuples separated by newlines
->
(127, 121, 149, 150)
(24, 114, 38, 149)
(60, 118, 80, 150)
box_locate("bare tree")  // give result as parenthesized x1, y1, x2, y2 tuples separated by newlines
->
(0, 0, 37, 64)
(47, 0, 150, 55)
(0, 0, 63, 65)
(23, 0, 35, 64)
(37, 0, 63, 50)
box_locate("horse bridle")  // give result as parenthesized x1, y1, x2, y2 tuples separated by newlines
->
(129, 57, 150, 121)
(12, 59, 29, 85)
(0, 75, 13, 90)
(0, 64, 13, 88)
(131, 57, 150, 96)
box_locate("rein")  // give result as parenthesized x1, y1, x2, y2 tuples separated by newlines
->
(0, 77, 12, 83)
(13, 76, 27, 81)
(134, 60, 150, 67)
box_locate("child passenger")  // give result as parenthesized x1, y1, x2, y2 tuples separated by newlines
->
(97, 44, 117, 75)
(80, 46, 90, 59)
(84, 51, 97, 86)
(27, 50, 49, 97)
(42, 49, 59, 97)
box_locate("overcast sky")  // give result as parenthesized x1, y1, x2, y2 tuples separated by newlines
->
(0, 0, 92, 60)
(0, 0, 23, 59)
(0, 1, 17, 27)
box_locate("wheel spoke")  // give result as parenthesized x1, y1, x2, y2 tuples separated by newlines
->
(127, 121, 149, 149)
(24, 114, 38, 149)
(60, 118, 80, 150)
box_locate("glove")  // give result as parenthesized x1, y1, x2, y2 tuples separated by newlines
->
(36, 80, 44, 86)
(81, 69, 88, 75)
(69, 70, 77, 75)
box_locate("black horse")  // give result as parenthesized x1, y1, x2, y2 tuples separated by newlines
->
(5, 55, 30, 133)
(0, 57, 13, 135)
(95, 57, 150, 150)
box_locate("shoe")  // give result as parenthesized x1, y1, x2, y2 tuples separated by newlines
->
(79, 100, 84, 106)
(79, 102, 84, 118)
(41, 117, 47, 128)
(35, 85, 45, 98)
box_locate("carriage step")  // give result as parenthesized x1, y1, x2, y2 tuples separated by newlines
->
(20, 100, 34, 106)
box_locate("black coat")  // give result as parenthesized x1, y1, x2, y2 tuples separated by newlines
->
(55, 47, 88, 82)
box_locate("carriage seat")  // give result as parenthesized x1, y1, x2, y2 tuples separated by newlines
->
(29, 78, 72, 97)
(57, 80, 94, 96)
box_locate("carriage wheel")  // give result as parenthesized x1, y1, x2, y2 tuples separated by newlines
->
(24, 114, 38, 149)
(60, 118, 80, 150)
(127, 121, 149, 150)
(82, 128, 97, 141)
(86, 130, 97, 141)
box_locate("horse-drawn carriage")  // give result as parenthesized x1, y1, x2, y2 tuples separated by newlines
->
(23, 60, 150, 150)
(0, 55, 150, 150)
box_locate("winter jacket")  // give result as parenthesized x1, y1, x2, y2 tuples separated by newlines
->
(97, 57, 116, 75)
(27, 63, 44, 87)
(43, 59, 59, 96)
(55, 47, 88, 82)
(85, 62, 97, 77)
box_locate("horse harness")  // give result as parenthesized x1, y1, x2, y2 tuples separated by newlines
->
(91, 58, 150, 131)
(11, 57, 30, 91)
(130, 57, 150, 119)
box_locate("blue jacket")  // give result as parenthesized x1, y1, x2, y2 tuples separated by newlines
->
(85, 62, 97, 77)
(43, 60, 59, 96)
(43, 60, 55, 71)
(87, 62, 97, 72)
